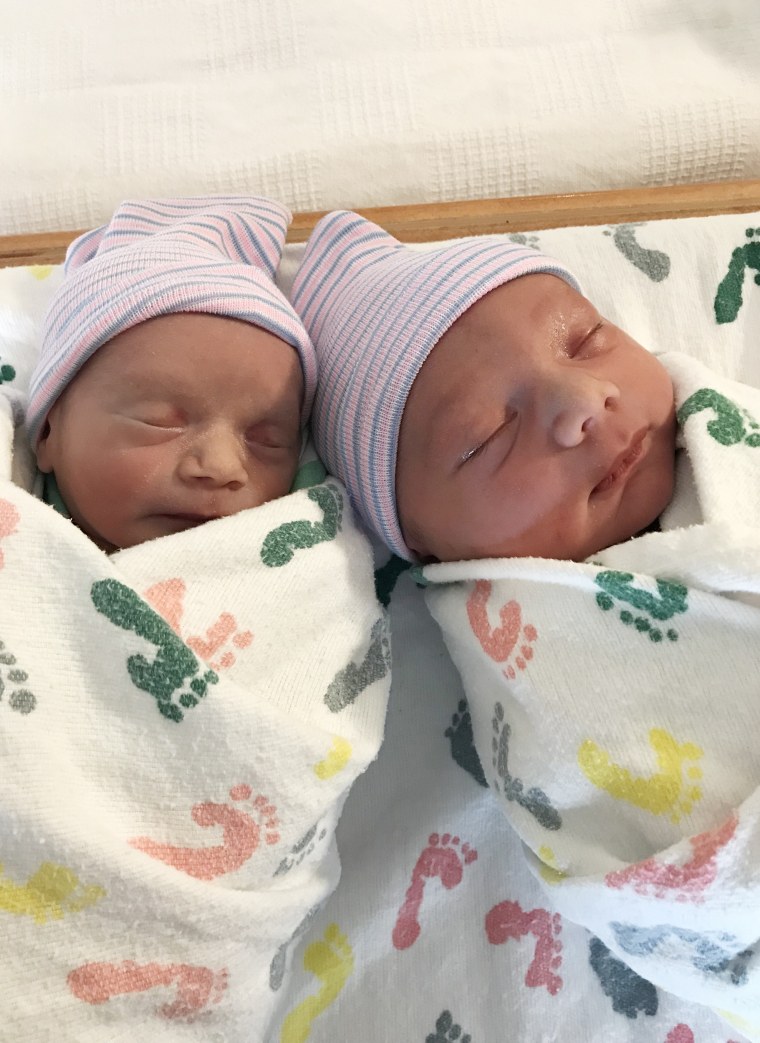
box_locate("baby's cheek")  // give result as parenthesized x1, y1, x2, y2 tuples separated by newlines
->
(258, 458, 299, 506)
(110, 444, 171, 495)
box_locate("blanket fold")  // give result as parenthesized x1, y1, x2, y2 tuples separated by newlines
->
(424, 351, 760, 1031)
(0, 402, 390, 1042)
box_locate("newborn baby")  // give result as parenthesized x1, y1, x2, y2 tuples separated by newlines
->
(4, 199, 392, 1043)
(290, 210, 676, 562)
(26, 196, 317, 552)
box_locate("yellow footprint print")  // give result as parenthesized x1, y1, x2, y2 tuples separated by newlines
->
(537, 846, 567, 885)
(578, 727, 703, 823)
(313, 736, 352, 780)
(716, 1006, 760, 1039)
(0, 861, 105, 924)
(28, 265, 54, 281)
(280, 924, 354, 1043)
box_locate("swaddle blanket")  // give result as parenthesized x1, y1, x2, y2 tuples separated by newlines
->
(0, 392, 390, 1042)
(424, 350, 760, 1028)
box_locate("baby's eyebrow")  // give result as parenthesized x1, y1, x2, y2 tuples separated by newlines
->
(433, 395, 474, 458)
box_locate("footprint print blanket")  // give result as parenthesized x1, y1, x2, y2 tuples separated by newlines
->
(423, 350, 760, 1029)
(0, 392, 390, 1042)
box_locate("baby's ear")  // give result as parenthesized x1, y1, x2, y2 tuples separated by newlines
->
(399, 516, 437, 564)
(34, 417, 55, 473)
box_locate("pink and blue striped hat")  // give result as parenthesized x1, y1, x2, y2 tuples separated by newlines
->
(27, 196, 317, 445)
(291, 210, 580, 560)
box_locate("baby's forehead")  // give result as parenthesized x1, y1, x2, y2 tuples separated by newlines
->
(463, 272, 589, 324)
(68, 315, 302, 418)
(437, 275, 588, 352)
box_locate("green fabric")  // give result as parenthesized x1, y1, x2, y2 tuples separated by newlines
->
(40, 471, 71, 519)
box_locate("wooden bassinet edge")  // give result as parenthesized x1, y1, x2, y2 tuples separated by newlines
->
(2, 179, 760, 268)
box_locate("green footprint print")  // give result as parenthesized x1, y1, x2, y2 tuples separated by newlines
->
(714, 228, 760, 324)
(0, 362, 16, 385)
(603, 224, 671, 282)
(261, 484, 343, 567)
(91, 579, 218, 723)
(678, 387, 760, 447)
(595, 570, 688, 642)
(324, 617, 391, 712)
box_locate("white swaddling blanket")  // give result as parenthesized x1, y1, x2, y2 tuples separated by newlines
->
(0, 390, 390, 1042)
(7, 206, 760, 1042)
(424, 351, 760, 1028)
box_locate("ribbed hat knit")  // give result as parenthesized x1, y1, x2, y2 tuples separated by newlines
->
(27, 196, 317, 445)
(291, 210, 580, 559)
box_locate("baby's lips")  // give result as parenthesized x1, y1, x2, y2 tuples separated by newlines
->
(591, 428, 647, 494)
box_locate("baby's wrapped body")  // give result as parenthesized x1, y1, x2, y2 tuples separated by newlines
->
(0, 196, 391, 1042)
(0, 411, 390, 1041)
(291, 209, 760, 1034)
(425, 353, 760, 1026)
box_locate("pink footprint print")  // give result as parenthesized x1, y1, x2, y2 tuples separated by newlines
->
(129, 785, 280, 880)
(0, 498, 20, 568)
(144, 578, 186, 634)
(665, 1027, 694, 1043)
(605, 811, 738, 902)
(187, 613, 253, 671)
(485, 899, 563, 995)
(664, 1023, 742, 1043)
(392, 833, 478, 950)
(466, 580, 537, 679)
(143, 579, 253, 671)
(68, 959, 228, 1021)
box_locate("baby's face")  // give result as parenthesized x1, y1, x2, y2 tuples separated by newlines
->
(396, 274, 676, 562)
(36, 313, 303, 552)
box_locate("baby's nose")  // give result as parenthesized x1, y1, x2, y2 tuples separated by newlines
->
(549, 373, 620, 448)
(182, 428, 248, 487)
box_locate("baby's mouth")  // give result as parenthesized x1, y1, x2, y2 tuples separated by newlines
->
(592, 431, 646, 494)
(157, 512, 221, 529)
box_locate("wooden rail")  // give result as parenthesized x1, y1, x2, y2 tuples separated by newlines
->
(2, 179, 760, 267)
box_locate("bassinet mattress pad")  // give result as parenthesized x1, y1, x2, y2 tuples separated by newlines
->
(3, 207, 760, 1041)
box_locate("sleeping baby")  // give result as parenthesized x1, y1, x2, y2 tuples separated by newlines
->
(26, 196, 316, 551)
(290, 208, 676, 564)
(1, 199, 390, 1043)
(291, 211, 760, 1027)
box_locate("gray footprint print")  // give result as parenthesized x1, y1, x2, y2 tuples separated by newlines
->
(492, 702, 561, 830)
(604, 223, 670, 282)
(426, 1009, 472, 1043)
(324, 616, 391, 712)
(0, 638, 36, 714)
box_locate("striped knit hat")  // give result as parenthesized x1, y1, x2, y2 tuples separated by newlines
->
(27, 196, 317, 445)
(291, 210, 580, 559)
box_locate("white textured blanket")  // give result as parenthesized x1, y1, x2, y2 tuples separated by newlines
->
(3, 0, 760, 236)
(0, 389, 390, 1042)
(425, 351, 760, 1028)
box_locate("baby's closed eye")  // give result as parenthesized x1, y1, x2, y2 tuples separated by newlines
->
(565, 319, 606, 360)
(121, 400, 186, 427)
(459, 411, 518, 469)
(114, 406, 186, 442)
(245, 420, 299, 451)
